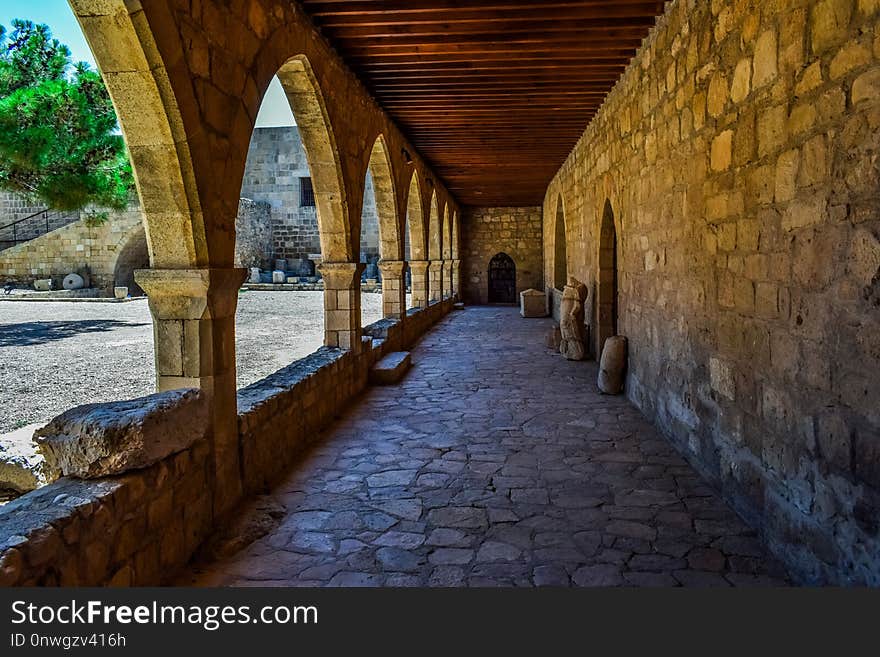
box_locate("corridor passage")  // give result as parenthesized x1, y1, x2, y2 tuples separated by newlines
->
(184, 307, 788, 587)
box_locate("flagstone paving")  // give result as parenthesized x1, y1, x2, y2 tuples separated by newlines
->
(182, 306, 789, 587)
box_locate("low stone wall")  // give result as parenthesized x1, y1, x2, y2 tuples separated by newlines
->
(0, 299, 454, 586)
(0, 440, 212, 586)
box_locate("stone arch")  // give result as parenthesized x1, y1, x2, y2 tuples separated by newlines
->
(441, 207, 452, 260)
(406, 172, 427, 261)
(366, 135, 400, 261)
(597, 199, 619, 355)
(488, 252, 517, 304)
(112, 223, 150, 297)
(451, 211, 460, 260)
(554, 194, 568, 290)
(71, 0, 208, 268)
(277, 55, 351, 263)
(428, 191, 442, 261)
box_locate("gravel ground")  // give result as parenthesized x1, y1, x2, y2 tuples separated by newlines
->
(0, 291, 392, 433)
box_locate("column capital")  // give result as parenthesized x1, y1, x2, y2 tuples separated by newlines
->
(428, 260, 444, 272)
(408, 259, 430, 274)
(135, 268, 246, 320)
(318, 261, 366, 288)
(377, 259, 407, 277)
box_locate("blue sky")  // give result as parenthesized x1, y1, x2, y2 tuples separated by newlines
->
(0, 0, 294, 127)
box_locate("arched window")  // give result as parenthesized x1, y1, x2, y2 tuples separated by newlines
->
(597, 200, 619, 353)
(554, 196, 568, 290)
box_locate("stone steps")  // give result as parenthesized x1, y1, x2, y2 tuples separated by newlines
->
(369, 351, 412, 385)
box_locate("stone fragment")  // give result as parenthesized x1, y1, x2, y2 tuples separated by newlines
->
(597, 336, 627, 395)
(559, 277, 588, 361)
(0, 424, 48, 493)
(545, 324, 562, 350)
(519, 289, 547, 318)
(34, 389, 206, 479)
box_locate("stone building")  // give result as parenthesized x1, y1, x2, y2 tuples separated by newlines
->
(0, 0, 877, 587)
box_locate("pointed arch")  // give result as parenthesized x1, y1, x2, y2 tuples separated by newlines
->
(366, 134, 400, 261)
(597, 199, 619, 354)
(554, 193, 568, 290)
(442, 205, 452, 260)
(451, 211, 460, 259)
(406, 171, 427, 261)
(277, 55, 350, 263)
(72, 0, 207, 268)
(428, 191, 442, 261)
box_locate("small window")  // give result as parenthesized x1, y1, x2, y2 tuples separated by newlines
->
(300, 177, 315, 207)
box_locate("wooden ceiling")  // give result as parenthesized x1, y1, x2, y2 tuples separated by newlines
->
(300, 1, 667, 207)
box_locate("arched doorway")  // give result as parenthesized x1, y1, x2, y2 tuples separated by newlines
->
(554, 195, 567, 289)
(113, 225, 149, 296)
(597, 200, 619, 353)
(488, 253, 516, 304)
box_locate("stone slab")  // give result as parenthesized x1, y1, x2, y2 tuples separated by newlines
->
(370, 351, 412, 385)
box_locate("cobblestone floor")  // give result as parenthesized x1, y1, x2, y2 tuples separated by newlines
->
(183, 306, 790, 587)
(0, 291, 386, 432)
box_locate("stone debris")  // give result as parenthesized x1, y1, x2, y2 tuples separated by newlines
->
(598, 336, 628, 395)
(0, 424, 48, 493)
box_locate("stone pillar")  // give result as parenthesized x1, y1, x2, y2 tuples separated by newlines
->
(452, 259, 461, 299)
(428, 260, 444, 303)
(319, 261, 366, 351)
(378, 259, 407, 319)
(443, 260, 454, 299)
(409, 260, 430, 308)
(135, 267, 246, 515)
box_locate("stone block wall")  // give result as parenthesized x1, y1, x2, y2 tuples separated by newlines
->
(461, 207, 544, 305)
(0, 209, 144, 291)
(544, 0, 880, 584)
(240, 127, 381, 264)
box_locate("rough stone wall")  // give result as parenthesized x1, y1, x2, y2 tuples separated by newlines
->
(239, 127, 380, 264)
(544, 0, 880, 585)
(461, 207, 543, 305)
(234, 198, 272, 269)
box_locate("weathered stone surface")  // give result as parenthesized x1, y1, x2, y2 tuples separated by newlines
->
(520, 289, 547, 318)
(370, 351, 412, 385)
(544, 324, 562, 350)
(598, 336, 628, 395)
(0, 424, 48, 493)
(559, 277, 588, 361)
(34, 389, 206, 479)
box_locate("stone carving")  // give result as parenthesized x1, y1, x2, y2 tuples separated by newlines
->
(545, 324, 562, 350)
(34, 389, 206, 479)
(559, 277, 588, 361)
(598, 336, 628, 394)
(520, 288, 547, 318)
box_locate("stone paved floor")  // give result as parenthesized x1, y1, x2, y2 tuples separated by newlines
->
(183, 306, 790, 587)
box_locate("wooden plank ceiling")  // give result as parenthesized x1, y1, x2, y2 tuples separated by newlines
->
(299, 1, 667, 206)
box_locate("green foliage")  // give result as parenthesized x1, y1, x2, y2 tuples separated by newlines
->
(0, 20, 133, 213)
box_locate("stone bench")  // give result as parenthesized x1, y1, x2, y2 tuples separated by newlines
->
(370, 351, 412, 385)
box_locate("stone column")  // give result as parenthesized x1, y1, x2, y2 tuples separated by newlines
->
(135, 267, 246, 515)
(409, 260, 430, 308)
(428, 260, 444, 303)
(319, 261, 366, 351)
(378, 259, 407, 319)
(443, 260, 454, 299)
(452, 259, 461, 299)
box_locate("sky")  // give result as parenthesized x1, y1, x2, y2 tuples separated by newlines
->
(0, 0, 295, 127)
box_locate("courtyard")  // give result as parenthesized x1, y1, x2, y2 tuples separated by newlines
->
(0, 291, 387, 433)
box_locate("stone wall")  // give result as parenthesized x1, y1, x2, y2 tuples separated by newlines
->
(461, 207, 544, 305)
(240, 127, 381, 265)
(234, 199, 273, 269)
(544, 0, 880, 585)
(0, 209, 145, 292)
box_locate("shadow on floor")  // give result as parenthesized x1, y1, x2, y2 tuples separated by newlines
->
(0, 320, 149, 347)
